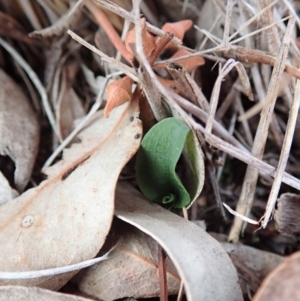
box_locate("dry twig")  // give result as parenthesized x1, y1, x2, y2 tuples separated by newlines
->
(229, 17, 296, 242)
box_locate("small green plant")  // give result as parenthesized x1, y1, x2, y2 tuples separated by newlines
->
(136, 117, 191, 208)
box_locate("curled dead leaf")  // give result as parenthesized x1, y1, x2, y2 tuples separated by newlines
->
(104, 76, 133, 117)
(75, 221, 180, 300)
(162, 19, 193, 41)
(253, 251, 300, 301)
(125, 18, 155, 58)
(0, 68, 39, 192)
(217, 238, 283, 295)
(56, 70, 85, 140)
(115, 182, 243, 301)
(169, 49, 205, 73)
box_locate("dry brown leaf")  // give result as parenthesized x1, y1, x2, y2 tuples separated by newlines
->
(253, 251, 300, 301)
(0, 285, 95, 301)
(75, 221, 180, 300)
(0, 100, 142, 289)
(114, 182, 243, 301)
(56, 72, 85, 140)
(0, 68, 39, 192)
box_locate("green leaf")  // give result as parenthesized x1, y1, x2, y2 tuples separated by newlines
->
(181, 128, 205, 209)
(136, 117, 191, 208)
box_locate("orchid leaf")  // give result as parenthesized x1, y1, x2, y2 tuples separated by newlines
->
(136, 117, 191, 208)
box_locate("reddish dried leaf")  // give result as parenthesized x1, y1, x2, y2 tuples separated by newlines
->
(162, 20, 193, 41)
(125, 18, 156, 58)
(104, 76, 133, 117)
(169, 49, 205, 73)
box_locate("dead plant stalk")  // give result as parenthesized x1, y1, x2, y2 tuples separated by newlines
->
(228, 17, 296, 242)
(262, 79, 300, 228)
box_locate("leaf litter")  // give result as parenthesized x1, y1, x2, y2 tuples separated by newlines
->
(1, 0, 300, 300)
(75, 220, 180, 301)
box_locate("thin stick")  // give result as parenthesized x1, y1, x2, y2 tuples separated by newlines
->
(229, 16, 290, 46)
(169, 92, 300, 190)
(228, 0, 279, 42)
(166, 63, 197, 105)
(148, 32, 173, 66)
(261, 78, 300, 228)
(0, 37, 59, 138)
(131, 1, 171, 121)
(207, 155, 227, 220)
(91, 0, 182, 45)
(223, 203, 259, 225)
(228, 17, 295, 243)
(67, 30, 138, 82)
(259, 0, 281, 53)
(43, 78, 109, 169)
(198, 14, 223, 50)
(282, 0, 300, 29)
(0, 252, 110, 279)
(190, 120, 300, 190)
(30, 0, 86, 37)
(85, 0, 132, 63)
(206, 59, 252, 134)
(167, 63, 210, 112)
(171, 91, 248, 152)
(154, 46, 222, 67)
(224, 45, 300, 81)
(19, 0, 42, 30)
(158, 245, 168, 301)
(222, 0, 234, 47)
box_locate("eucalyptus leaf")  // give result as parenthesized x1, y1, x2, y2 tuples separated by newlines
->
(136, 117, 191, 208)
(114, 182, 243, 301)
